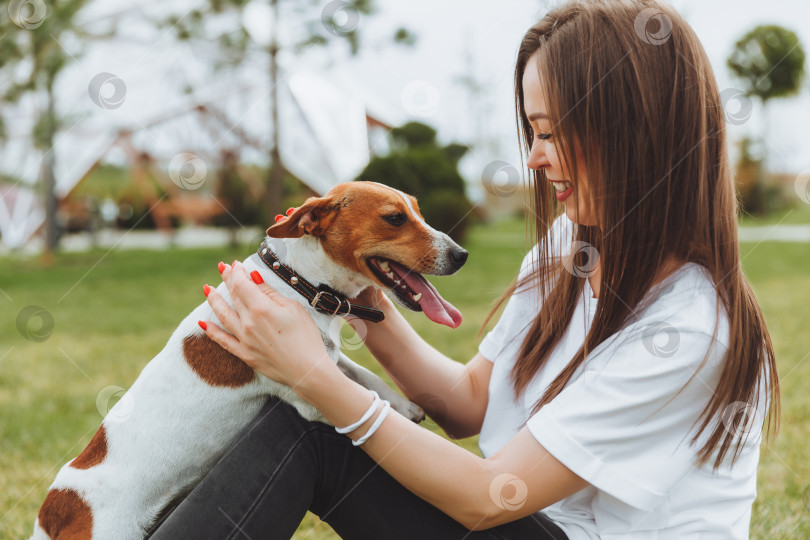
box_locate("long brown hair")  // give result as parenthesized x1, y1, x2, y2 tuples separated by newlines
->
(488, 0, 778, 470)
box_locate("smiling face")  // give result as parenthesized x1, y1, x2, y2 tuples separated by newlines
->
(522, 53, 598, 227)
(265, 181, 467, 328)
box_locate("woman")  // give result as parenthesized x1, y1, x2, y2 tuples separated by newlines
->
(149, 0, 777, 538)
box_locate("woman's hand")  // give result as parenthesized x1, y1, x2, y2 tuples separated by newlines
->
(200, 261, 336, 391)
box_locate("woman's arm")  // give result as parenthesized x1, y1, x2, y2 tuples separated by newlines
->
(298, 357, 586, 530)
(202, 262, 587, 530)
(345, 289, 492, 439)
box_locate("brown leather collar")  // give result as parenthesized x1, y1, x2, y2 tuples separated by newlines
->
(257, 242, 385, 323)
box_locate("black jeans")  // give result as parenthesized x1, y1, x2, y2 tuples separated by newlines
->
(147, 396, 568, 540)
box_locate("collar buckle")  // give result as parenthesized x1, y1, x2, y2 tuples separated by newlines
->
(311, 290, 342, 315)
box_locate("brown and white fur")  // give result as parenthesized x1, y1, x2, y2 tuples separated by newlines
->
(31, 182, 468, 540)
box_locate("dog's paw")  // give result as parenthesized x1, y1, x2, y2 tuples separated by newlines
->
(388, 396, 425, 423)
(404, 401, 425, 424)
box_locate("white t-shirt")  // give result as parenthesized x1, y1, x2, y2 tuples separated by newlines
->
(478, 214, 764, 540)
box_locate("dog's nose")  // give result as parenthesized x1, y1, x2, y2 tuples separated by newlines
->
(450, 247, 468, 266)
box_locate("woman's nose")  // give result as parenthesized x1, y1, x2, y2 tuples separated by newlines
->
(527, 143, 548, 171)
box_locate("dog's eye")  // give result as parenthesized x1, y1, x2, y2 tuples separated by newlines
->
(382, 213, 407, 227)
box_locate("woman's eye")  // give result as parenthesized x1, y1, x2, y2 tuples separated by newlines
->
(382, 213, 407, 227)
(536, 132, 552, 141)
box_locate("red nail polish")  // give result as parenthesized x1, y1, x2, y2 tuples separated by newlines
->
(218, 262, 226, 274)
(286, 207, 295, 216)
(203, 284, 211, 296)
(198, 320, 207, 330)
(250, 271, 264, 284)
(232, 260, 238, 267)
(275, 214, 284, 222)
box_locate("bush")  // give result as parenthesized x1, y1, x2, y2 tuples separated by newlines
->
(356, 122, 474, 242)
(418, 189, 473, 240)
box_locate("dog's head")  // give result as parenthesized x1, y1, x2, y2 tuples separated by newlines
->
(266, 181, 467, 328)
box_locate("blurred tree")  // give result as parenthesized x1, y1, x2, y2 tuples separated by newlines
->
(0, 0, 103, 256)
(390, 122, 438, 149)
(213, 149, 260, 247)
(733, 137, 762, 215)
(727, 25, 806, 215)
(733, 137, 786, 216)
(356, 122, 474, 242)
(162, 0, 415, 224)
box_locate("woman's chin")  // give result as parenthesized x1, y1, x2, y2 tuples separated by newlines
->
(564, 205, 597, 227)
(564, 205, 583, 224)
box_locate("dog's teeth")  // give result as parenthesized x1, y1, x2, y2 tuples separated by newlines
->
(386, 272, 395, 280)
(379, 261, 390, 272)
(412, 293, 422, 302)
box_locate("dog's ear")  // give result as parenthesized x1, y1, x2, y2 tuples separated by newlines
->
(266, 196, 339, 238)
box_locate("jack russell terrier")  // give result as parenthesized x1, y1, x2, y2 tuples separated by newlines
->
(31, 181, 467, 540)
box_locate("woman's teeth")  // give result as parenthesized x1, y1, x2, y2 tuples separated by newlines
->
(551, 181, 572, 192)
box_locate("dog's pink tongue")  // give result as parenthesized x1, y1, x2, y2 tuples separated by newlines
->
(390, 262, 462, 329)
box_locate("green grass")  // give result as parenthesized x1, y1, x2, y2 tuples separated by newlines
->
(738, 203, 810, 227)
(1, 219, 807, 538)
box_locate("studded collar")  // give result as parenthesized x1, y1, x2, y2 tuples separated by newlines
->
(257, 241, 385, 323)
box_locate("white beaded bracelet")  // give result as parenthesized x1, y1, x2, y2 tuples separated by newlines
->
(352, 400, 391, 447)
(334, 391, 380, 434)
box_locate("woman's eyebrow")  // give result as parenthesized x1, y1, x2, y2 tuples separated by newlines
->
(528, 112, 549, 121)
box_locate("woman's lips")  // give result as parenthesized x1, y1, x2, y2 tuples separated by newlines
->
(550, 180, 573, 202)
(556, 186, 573, 201)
